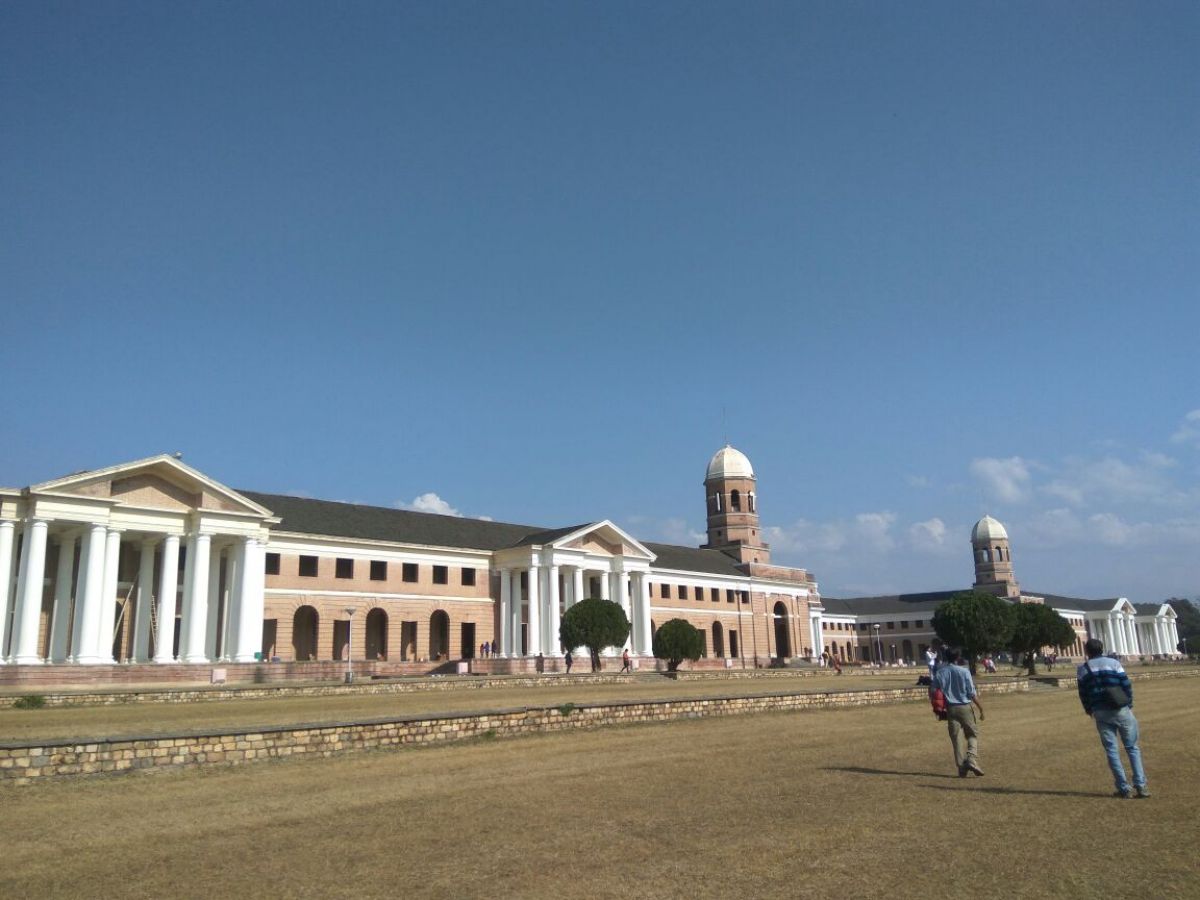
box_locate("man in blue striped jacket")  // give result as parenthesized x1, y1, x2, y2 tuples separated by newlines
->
(1077, 637, 1149, 799)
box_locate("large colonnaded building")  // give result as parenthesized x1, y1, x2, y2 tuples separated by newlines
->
(0, 448, 1183, 681)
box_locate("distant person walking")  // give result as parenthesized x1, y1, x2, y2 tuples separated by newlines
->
(925, 645, 939, 679)
(564, 650, 573, 674)
(932, 645, 985, 777)
(1078, 638, 1148, 799)
(620, 649, 632, 673)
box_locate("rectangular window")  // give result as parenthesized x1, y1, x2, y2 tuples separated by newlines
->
(726, 589, 735, 603)
(887, 621, 895, 630)
(712, 587, 720, 602)
(461, 567, 476, 586)
(403, 563, 418, 583)
(298, 555, 318, 577)
(660, 584, 671, 599)
(264, 553, 280, 575)
(679, 585, 688, 600)
(859, 623, 868, 632)
(370, 560, 387, 581)
(433, 565, 448, 585)
(900, 620, 909, 628)
(335, 558, 354, 579)
(740, 591, 749, 604)
(916, 620, 924, 628)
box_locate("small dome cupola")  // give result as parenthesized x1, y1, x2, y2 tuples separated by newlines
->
(971, 515, 1019, 598)
(971, 515, 1008, 544)
(702, 445, 769, 564)
(706, 445, 755, 482)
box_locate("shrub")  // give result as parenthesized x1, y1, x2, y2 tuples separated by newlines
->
(13, 695, 47, 710)
(652, 619, 704, 672)
(557, 703, 576, 717)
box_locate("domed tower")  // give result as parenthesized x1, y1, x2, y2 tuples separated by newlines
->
(971, 515, 1019, 598)
(702, 445, 771, 564)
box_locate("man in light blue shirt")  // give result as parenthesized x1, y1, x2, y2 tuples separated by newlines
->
(932, 645, 986, 777)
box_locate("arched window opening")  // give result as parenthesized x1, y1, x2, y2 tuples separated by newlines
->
(366, 608, 388, 660)
(712, 622, 725, 658)
(292, 606, 319, 661)
(748, 492, 756, 513)
(429, 610, 450, 661)
(772, 601, 791, 658)
(983, 548, 992, 563)
(730, 489, 741, 511)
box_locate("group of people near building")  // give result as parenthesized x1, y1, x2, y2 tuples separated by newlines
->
(927, 639, 1149, 797)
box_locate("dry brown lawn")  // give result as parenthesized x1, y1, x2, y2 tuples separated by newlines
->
(2, 679, 1196, 900)
(0, 671, 937, 741)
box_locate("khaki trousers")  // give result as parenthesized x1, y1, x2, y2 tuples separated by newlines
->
(946, 704, 980, 770)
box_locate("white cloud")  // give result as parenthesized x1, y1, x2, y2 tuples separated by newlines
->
(905, 474, 931, 489)
(397, 492, 462, 517)
(1042, 454, 1183, 508)
(1170, 409, 1200, 449)
(970, 456, 1032, 503)
(908, 517, 951, 553)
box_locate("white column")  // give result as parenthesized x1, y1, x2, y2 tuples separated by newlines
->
(498, 569, 511, 658)
(613, 570, 631, 652)
(71, 524, 107, 663)
(639, 572, 652, 655)
(598, 570, 610, 602)
(546, 564, 560, 654)
(204, 545, 223, 660)
(132, 539, 156, 662)
(1102, 615, 1116, 654)
(49, 535, 77, 663)
(232, 537, 265, 663)
(11, 518, 49, 664)
(1154, 619, 1167, 655)
(92, 528, 122, 663)
(811, 610, 824, 658)
(0, 520, 16, 662)
(510, 569, 523, 656)
(222, 541, 242, 661)
(572, 566, 584, 608)
(1128, 616, 1140, 656)
(154, 535, 180, 662)
(181, 531, 211, 663)
(526, 565, 541, 656)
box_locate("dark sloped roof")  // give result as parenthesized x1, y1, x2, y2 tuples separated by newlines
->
(241, 492, 750, 578)
(819, 590, 960, 616)
(1027, 593, 1122, 612)
(644, 543, 749, 577)
(240, 491, 552, 551)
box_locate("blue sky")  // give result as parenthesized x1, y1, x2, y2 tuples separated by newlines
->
(2, 1, 1197, 603)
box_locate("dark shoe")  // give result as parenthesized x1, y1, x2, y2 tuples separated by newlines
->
(966, 762, 984, 777)
(958, 764, 968, 778)
(1113, 788, 1134, 799)
(1135, 786, 1151, 798)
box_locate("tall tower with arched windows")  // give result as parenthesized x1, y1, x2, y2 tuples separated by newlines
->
(971, 514, 1020, 598)
(702, 445, 771, 564)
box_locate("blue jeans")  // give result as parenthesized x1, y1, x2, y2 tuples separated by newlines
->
(1093, 706, 1146, 792)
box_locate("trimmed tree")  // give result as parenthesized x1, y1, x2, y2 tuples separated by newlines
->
(931, 590, 1015, 674)
(559, 598, 631, 672)
(652, 618, 704, 672)
(1009, 602, 1077, 675)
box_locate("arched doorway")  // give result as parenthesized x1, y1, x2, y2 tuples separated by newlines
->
(366, 608, 388, 660)
(429, 610, 450, 660)
(292, 606, 319, 661)
(773, 602, 791, 658)
(712, 621, 725, 658)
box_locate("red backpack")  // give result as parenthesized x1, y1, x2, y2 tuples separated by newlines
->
(930, 687, 948, 720)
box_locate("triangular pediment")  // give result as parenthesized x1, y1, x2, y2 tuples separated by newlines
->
(552, 520, 655, 562)
(31, 455, 273, 518)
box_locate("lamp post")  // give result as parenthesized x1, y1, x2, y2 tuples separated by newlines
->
(873, 624, 882, 666)
(343, 606, 356, 684)
(890, 643, 896, 665)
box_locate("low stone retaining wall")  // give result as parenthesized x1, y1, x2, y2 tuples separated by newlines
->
(4, 667, 835, 709)
(3, 669, 1193, 785)
(0, 680, 1032, 785)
